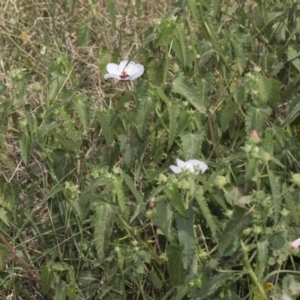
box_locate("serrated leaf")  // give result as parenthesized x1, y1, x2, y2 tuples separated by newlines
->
(121, 172, 143, 205)
(168, 102, 180, 150)
(153, 197, 175, 242)
(176, 212, 194, 269)
(96, 111, 112, 145)
(112, 176, 128, 219)
(255, 238, 269, 282)
(118, 131, 139, 168)
(220, 102, 239, 132)
(42, 266, 54, 294)
(166, 245, 186, 285)
(218, 206, 252, 257)
(268, 171, 281, 224)
(172, 73, 207, 114)
(52, 133, 80, 152)
(164, 184, 189, 218)
(76, 23, 91, 48)
(195, 186, 218, 238)
(48, 72, 67, 100)
(136, 93, 156, 138)
(230, 27, 248, 74)
(173, 22, 189, 68)
(270, 230, 287, 251)
(19, 131, 31, 166)
(155, 18, 177, 48)
(55, 282, 68, 300)
(262, 128, 274, 155)
(254, 74, 271, 105)
(284, 191, 300, 225)
(94, 203, 117, 262)
(194, 273, 229, 299)
(75, 95, 90, 134)
(180, 132, 205, 160)
(51, 149, 75, 181)
(245, 105, 272, 135)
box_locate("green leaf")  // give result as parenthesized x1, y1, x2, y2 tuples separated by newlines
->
(270, 230, 287, 251)
(96, 111, 112, 145)
(75, 95, 90, 134)
(48, 72, 67, 101)
(194, 273, 229, 299)
(107, 0, 116, 29)
(287, 46, 300, 61)
(136, 92, 156, 138)
(166, 245, 186, 286)
(19, 131, 31, 166)
(255, 238, 269, 282)
(268, 171, 281, 224)
(245, 105, 272, 135)
(52, 133, 80, 152)
(51, 149, 75, 181)
(284, 191, 300, 225)
(173, 22, 189, 68)
(94, 203, 117, 262)
(112, 176, 129, 219)
(195, 186, 218, 238)
(230, 26, 248, 74)
(180, 132, 205, 160)
(168, 101, 180, 150)
(76, 23, 91, 48)
(121, 172, 143, 205)
(164, 184, 189, 218)
(220, 102, 239, 132)
(218, 206, 253, 257)
(42, 266, 54, 294)
(118, 131, 139, 168)
(0, 208, 9, 226)
(172, 73, 207, 114)
(283, 95, 300, 125)
(155, 18, 177, 48)
(55, 282, 68, 300)
(153, 197, 175, 242)
(149, 271, 162, 289)
(176, 212, 194, 269)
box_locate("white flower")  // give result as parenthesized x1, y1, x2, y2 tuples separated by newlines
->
(291, 238, 300, 250)
(170, 159, 208, 175)
(104, 60, 144, 81)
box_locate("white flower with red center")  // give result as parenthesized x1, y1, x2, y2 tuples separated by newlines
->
(170, 159, 208, 175)
(104, 60, 144, 81)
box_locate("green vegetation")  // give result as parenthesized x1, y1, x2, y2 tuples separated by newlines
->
(1, 0, 300, 299)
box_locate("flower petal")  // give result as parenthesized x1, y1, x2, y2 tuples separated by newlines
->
(128, 64, 144, 80)
(104, 73, 120, 80)
(106, 63, 119, 75)
(291, 238, 300, 249)
(119, 60, 130, 70)
(170, 165, 182, 174)
(186, 159, 208, 173)
(124, 61, 136, 74)
(176, 159, 186, 168)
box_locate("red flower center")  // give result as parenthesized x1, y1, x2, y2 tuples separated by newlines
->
(120, 69, 130, 79)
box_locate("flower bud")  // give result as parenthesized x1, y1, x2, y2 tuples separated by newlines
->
(214, 176, 228, 188)
(292, 174, 300, 187)
(249, 130, 260, 144)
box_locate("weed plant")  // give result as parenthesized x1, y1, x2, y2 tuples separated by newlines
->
(1, 0, 300, 299)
